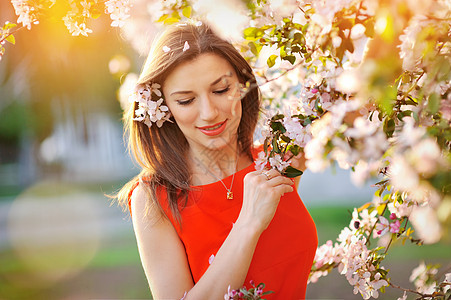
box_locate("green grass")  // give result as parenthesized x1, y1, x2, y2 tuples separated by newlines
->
(0, 178, 131, 200)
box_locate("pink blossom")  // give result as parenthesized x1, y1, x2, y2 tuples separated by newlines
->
(254, 151, 269, 171)
(268, 153, 290, 172)
(375, 216, 389, 236)
(183, 41, 190, 52)
(367, 273, 389, 298)
(397, 291, 407, 300)
(314, 240, 338, 269)
(444, 273, 451, 293)
(208, 254, 215, 265)
(389, 220, 401, 233)
(224, 285, 237, 300)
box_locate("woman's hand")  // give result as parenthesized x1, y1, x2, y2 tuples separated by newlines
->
(236, 169, 294, 235)
(285, 150, 306, 188)
(286, 150, 306, 173)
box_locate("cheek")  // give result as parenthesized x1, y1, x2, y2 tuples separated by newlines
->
(168, 105, 196, 128)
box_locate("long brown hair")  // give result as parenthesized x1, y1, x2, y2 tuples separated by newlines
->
(117, 21, 261, 224)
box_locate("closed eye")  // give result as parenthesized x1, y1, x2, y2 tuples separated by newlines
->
(214, 86, 230, 94)
(176, 86, 230, 105)
(177, 98, 194, 105)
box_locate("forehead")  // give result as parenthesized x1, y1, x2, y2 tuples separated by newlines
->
(163, 53, 236, 92)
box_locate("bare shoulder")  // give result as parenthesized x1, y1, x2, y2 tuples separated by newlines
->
(129, 182, 194, 298)
(130, 182, 163, 222)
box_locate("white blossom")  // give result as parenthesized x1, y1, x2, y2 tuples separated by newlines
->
(105, 0, 131, 28)
(268, 153, 290, 172)
(410, 262, 438, 294)
(409, 205, 442, 244)
(11, 0, 39, 30)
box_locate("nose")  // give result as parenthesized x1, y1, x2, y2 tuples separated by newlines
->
(199, 94, 218, 121)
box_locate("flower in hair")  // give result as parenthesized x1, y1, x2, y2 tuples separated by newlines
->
(163, 46, 171, 53)
(130, 82, 172, 128)
(183, 41, 190, 52)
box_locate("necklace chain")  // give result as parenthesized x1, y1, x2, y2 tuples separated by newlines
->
(202, 156, 238, 200)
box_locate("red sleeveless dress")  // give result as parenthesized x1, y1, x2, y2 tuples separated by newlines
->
(128, 150, 318, 299)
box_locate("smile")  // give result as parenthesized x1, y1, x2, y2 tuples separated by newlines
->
(197, 120, 228, 136)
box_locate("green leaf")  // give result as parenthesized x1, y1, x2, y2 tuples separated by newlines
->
(283, 166, 303, 178)
(358, 202, 371, 212)
(287, 144, 301, 156)
(263, 137, 269, 154)
(271, 114, 285, 121)
(364, 18, 375, 38)
(337, 18, 353, 31)
(4, 22, 17, 30)
(262, 291, 275, 295)
(248, 41, 262, 56)
(383, 118, 395, 138)
(156, 14, 169, 23)
(270, 121, 286, 133)
(281, 135, 291, 143)
(377, 204, 387, 215)
(5, 34, 15, 45)
(279, 45, 286, 56)
(243, 27, 264, 41)
(182, 6, 192, 18)
(282, 55, 296, 65)
(293, 32, 304, 44)
(343, 37, 354, 53)
(267, 54, 278, 68)
(271, 137, 280, 153)
(164, 17, 181, 25)
(427, 93, 440, 114)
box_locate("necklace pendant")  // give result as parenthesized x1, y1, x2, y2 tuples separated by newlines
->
(226, 191, 233, 200)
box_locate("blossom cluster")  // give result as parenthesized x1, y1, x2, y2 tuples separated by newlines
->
(104, 0, 131, 28)
(130, 82, 172, 128)
(10, 0, 45, 30)
(309, 207, 390, 299)
(4, 0, 450, 298)
(224, 280, 273, 300)
(122, 0, 450, 298)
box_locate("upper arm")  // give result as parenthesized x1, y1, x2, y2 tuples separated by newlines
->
(130, 184, 194, 299)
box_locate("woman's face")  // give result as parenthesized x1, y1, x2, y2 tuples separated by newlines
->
(163, 53, 242, 153)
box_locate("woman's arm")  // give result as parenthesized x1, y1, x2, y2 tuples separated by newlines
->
(131, 169, 293, 300)
(131, 185, 193, 298)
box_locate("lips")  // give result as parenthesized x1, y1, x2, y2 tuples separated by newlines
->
(197, 120, 228, 136)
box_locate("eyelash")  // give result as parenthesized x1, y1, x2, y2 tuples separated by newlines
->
(176, 86, 231, 106)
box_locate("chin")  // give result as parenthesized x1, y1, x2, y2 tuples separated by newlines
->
(205, 134, 238, 151)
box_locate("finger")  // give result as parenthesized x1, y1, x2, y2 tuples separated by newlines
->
(260, 168, 280, 180)
(266, 175, 294, 186)
(272, 184, 294, 196)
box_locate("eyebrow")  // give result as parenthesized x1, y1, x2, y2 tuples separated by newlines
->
(170, 72, 233, 96)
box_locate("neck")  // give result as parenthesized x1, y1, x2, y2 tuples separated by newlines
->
(188, 142, 247, 185)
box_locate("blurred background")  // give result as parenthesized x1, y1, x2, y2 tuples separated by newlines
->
(0, 1, 449, 299)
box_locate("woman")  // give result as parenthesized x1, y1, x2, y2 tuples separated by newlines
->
(118, 21, 317, 300)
